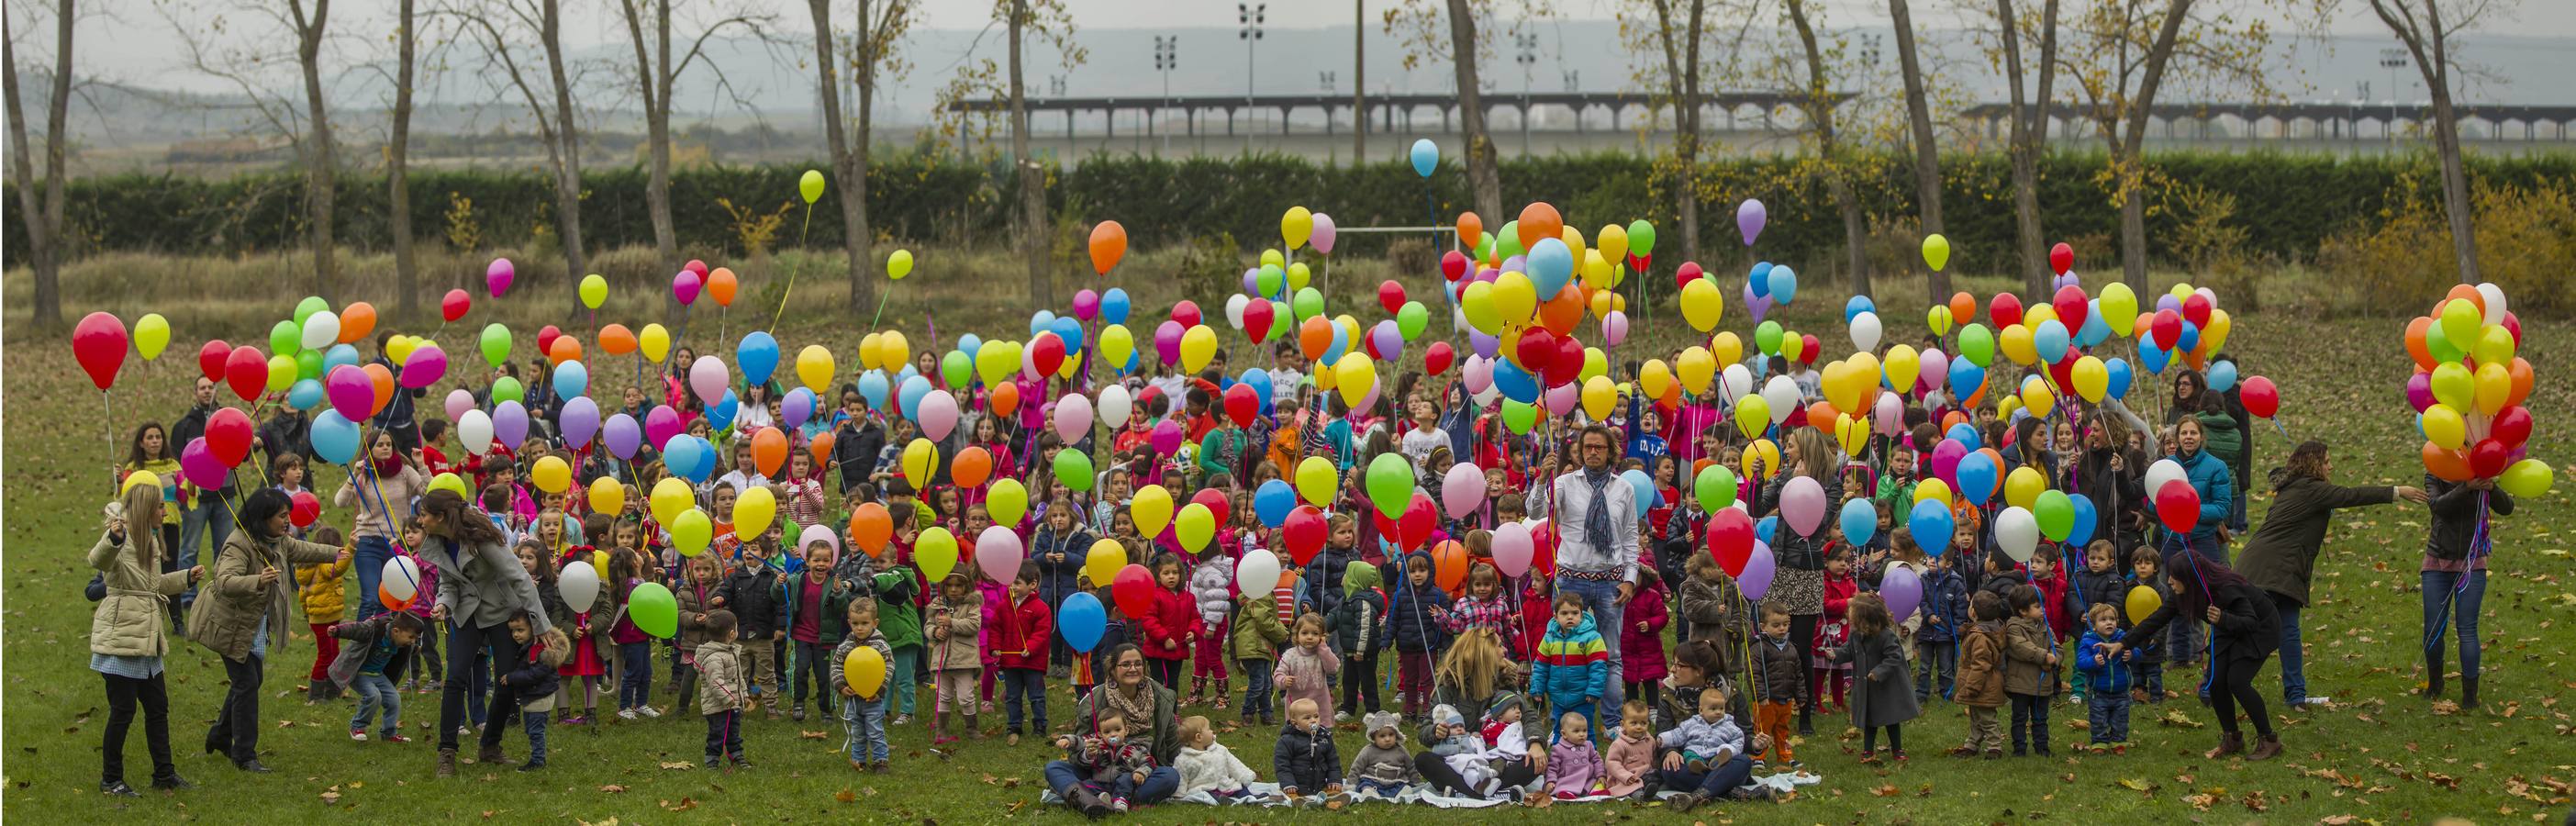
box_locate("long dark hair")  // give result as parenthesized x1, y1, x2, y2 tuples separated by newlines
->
(239, 488, 294, 540)
(2160, 550, 2249, 617)
(125, 421, 168, 468)
(418, 487, 507, 546)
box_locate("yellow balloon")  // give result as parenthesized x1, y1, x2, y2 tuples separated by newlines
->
(1581, 249, 1611, 288)
(1335, 352, 1377, 409)
(122, 470, 162, 496)
(671, 508, 713, 557)
(901, 438, 939, 490)
(1922, 233, 1951, 272)
(2024, 305, 2056, 330)
(265, 354, 296, 392)
(1260, 249, 1285, 268)
(2070, 355, 2109, 404)
(2124, 586, 2163, 625)
(916, 527, 959, 582)
(2202, 307, 2233, 353)
(1176, 503, 1216, 553)
(842, 645, 887, 698)
(2421, 403, 2466, 451)
(1559, 225, 1587, 265)
(1779, 332, 1805, 363)
(1084, 539, 1128, 588)
(1913, 477, 1953, 508)
(1311, 358, 1338, 392)
(984, 477, 1028, 526)
(1711, 331, 1744, 367)
(651, 477, 695, 524)
(1734, 395, 1771, 440)
(1098, 324, 1134, 372)
(2004, 465, 2047, 510)
(386, 335, 417, 363)
(976, 340, 1020, 387)
(1741, 439, 1781, 481)
(1581, 375, 1617, 421)
(530, 455, 572, 494)
(1676, 346, 1716, 396)
(1679, 278, 1723, 331)
(1295, 457, 1338, 507)
(1834, 413, 1869, 457)
(1281, 206, 1313, 250)
(135, 313, 172, 361)
(880, 331, 911, 372)
(1459, 282, 1501, 333)
(1287, 262, 1311, 292)
(2097, 283, 2138, 332)
(427, 472, 469, 499)
(579, 273, 607, 309)
(1492, 272, 1539, 324)
(1596, 224, 1629, 268)
(1999, 323, 2038, 365)
(588, 475, 627, 516)
(796, 345, 836, 395)
(1639, 359, 1674, 400)
(640, 323, 672, 363)
(734, 486, 777, 541)
(1131, 485, 1176, 537)
(1179, 325, 1219, 374)
(859, 332, 885, 371)
(2018, 375, 2056, 419)
(1883, 345, 1919, 395)
(2169, 283, 2196, 301)
(1926, 306, 1955, 337)
(2472, 361, 2510, 415)
(887, 249, 915, 281)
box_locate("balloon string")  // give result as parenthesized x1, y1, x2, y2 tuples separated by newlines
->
(2424, 492, 2489, 658)
(769, 203, 817, 332)
(104, 391, 117, 497)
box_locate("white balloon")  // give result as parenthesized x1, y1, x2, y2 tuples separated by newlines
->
(1849, 310, 1882, 352)
(2476, 282, 2508, 326)
(559, 560, 602, 609)
(300, 310, 341, 352)
(1761, 375, 1801, 423)
(1720, 363, 1755, 402)
(381, 556, 422, 601)
(1097, 385, 1134, 430)
(1234, 551, 1281, 598)
(458, 408, 495, 455)
(2146, 458, 2188, 495)
(1224, 294, 1251, 329)
(1995, 506, 2039, 563)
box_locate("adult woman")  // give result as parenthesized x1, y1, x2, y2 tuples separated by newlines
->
(2421, 472, 2512, 710)
(1044, 643, 1181, 814)
(120, 422, 184, 552)
(2236, 442, 2425, 707)
(186, 488, 351, 772)
(414, 487, 552, 777)
(337, 428, 429, 620)
(1411, 629, 1543, 798)
(2160, 418, 2234, 563)
(2101, 552, 2282, 760)
(1753, 427, 1841, 735)
(91, 481, 205, 796)
(2166, 370, 2208, 428)
(1999, 418, 2057, 483)
(2071, 410, 2148, 551)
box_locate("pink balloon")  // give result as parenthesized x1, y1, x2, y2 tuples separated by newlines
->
(1738, 542, 1777, 600)
(444, 388, 475, 422)
(2404, 371, 2434, 413)
(325, 364, 374, 423)
(1879, 562, 1923, 621)
(1462, 355, 1495, 395)
(179, 437, 229, 490)
(1072, 289, 1100, 321)
(1151, 419, 1184, 454)
(1309, 213, 1338, 254)
(1872, 393, 1904, 437)
(976, 526, 1023, 586)
(1601, 310, 1628, 347)
(1918, 349, 1949, 396)
(1929, 439, 1968, 487)
(485, 258, 515, 297)
(672, 270, 703, 306)
(645, 405, 684, 451)
(1154, 320, 1184, 366)
(1544, 382, 1580, 417)
(916, 390, 960, 442)
(1490, 521, 1534, 578)
(1779, 475, 1826, 537)
(401, 344, 448, 388)
(1442, 463, 1489, 518)
(1054, 393, 1094, 442)
(688, 357, 729, 406)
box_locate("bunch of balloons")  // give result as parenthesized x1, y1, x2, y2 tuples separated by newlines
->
(2404, 284, 2549, 497)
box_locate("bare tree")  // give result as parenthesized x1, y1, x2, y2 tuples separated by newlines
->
(1385, 0, 1532, 224)
(4, 0, 74, 329)
(1354, 0, 1366, 162)
(448, 0, 587, 294)
(1890, 0, 1945, 299)
(1989, 0, 2060, 295)
(389, 0, 420, 320)
(618, 0, 773, 271)
(2370, 0, 2502, 285)
(1625, 0, 1709, 265)
(288, 0, 336, 299)
(931, 0, 1080, 307)
(1781, 0, 1869, 296)
(164, 0, 346, 297)
(808, 0, 914, 312)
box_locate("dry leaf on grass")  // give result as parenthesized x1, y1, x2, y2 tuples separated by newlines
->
(598, 785, 628, 794)
(659, 761, 695, 771)
(800, 730, 830, 740)
(835, 788, 858, 803)
(660, 798, 698, 812)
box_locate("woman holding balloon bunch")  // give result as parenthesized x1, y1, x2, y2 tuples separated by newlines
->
(335, 428, 429, 620)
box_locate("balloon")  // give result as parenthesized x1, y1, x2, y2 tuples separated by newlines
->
(492, 400, 530, 449)
(905, 526, 958, 583)
(2004, 466, 2046, 509)
(1283, 506, 1329, 565)
(1439, 463, 1489, 519)
(639, 323, 672, 363)
(1410, 138, 1440, 176)
(797, 169, 826, 204)
(1995, 506, 2038, 563)
(588, 475, 626, 516)
(1293, 457, 1340, 508)
(1922, 233, 1951, 271)
(1365, 453, 1414, 519)
(2498, 458, 2554, 497)
(2145, 459, 2188, 496)
(1235, 550, 1282, 598)
(1849, 311, 1882, 352)
(1053, 449, 1094, 491)
(72, 312, 135, 391)
(2032, 489, 2074, 541)
(1110, 564, 1157, 619)
(1176, 503, 1216, 553)
(1907, 500, 1956, 554)
(559, 560, 602, 612)
(530, 455, 572, 495)
(841, 644, 886, 699)
(916, 389, 960, 441)
(441, 288, 472, 322)
(671, 269, 702, 307)
(1735, 198, 1767, 246)
(987, 478, 1030, 526)
(1309, 212, 1338, 254)
(1130, 484, 1176, 538)
(838, 502, 891, 558)
(382, 556, 423, 603)
(628, 582, 678, 639)
(1880, 563, 1923, 621)
(426, 473, 469, 500)
(2155, 479, 2201, 535)
(1956, 452, 1999, 505)
(1738, 542, 1777, 600)
(669, 508, 714, 557)
(975, 526, 1024, 585)
(1779, 476, 1825, 537)
(552, 358, 590, 400)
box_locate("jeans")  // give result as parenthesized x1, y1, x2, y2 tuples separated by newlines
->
(1914, 640, 1957, 701)
(208, 654, 263, 764)
(467, 651, 492, 727)
(2421, 569, 2486, 678)
(440, 621, 523, 752)
(101, 673, 173, 786)
(1001, 668, 1048, 734)
(176, 492, 234, 607)
(2008, 693, 2050, 753)
(2131, 660, 2164, 701)
(619, 642, 654, 709)
(1554, 574, 1628, 723)
(1044, 761, 1179, 806)
(1657, 753, 1754, 798)
(351, 674, 402, 736)
(842, 695, 889, 764)
(521, 709, 550, 765)
(704, 709, 744, 761)
(2086, 692, 2131, 743)
(1237, 658, 1275, 719)
(2271, 593, 2307, 704)
(888, 646, 921, 717)
(352, 535, 396, 620)
(790, 640, 832, 705)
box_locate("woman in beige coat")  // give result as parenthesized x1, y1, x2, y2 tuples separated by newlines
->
(187, 487, 349, 773)
(92, 479, 205, 797)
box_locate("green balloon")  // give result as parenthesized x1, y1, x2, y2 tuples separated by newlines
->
(1257, 263, 1286, 298)
(1397, 301, 1430, 340)
(1054, 449, 1096, 492)
(479, 322, 512, 367)
(1292, 287, 1325, 321)
(1755, 320, 1785, 356)
(627, 581, 678, 638)
(942, 351, 973, 389)
(1958, 323, 1996, 368)
(491, 376, 524, 405)
(1474, 232, 1495, 262)
(1365, 452, 1414, 519)
(2034, 490, 2075, 541)
(1627, 220, 1658, 256)
(1501, 399, 1539, 435)
(1496, 220, 1524, 260)
(296, 349, 325, 381)
(1694, 464, 1738, 512)
(269, 319, 302, 355)
(294, 296, 329, 325)
(2423, 318, 2463, 363)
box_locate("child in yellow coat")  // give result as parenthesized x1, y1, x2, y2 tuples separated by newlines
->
(300, 527, 354, 701)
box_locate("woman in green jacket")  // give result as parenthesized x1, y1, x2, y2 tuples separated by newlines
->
(92, 481, 205, 796)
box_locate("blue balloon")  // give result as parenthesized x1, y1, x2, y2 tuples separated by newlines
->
(2104, 357, 2134, 399)
(1255, 479, 1298, 528)
(1099, 288, 1132, 325)
(552, 359, 589, 400)
(957, 333, 985, 360)
(1058, 591, 1107, 653)
(2034, 319, 2070, 359)
(858, 371, 891, 411)
(2137, 339, 2170, 374)
(1756, 515, 1779, 547)
(2077, 300, 2112, 347)
(1747, 262, 1774, 297)
(1767, 265, 1798, 305)
(1949, 359, 1986, 401)
(705, 390, 740, 432)
(2176, 319, 2201, 353)
(287, 378, 326, 412)
(1526, 238, 1575, 297)
(2067, 494, 2100, 548)
(1845, 296, 1876, 323)
(1621, 469, 1657, 519)
(689, 436, 719, 481)
(1493, 359, 1540, 404)
(2207, 360, 2238, 393)
(897, 374, 933, 421)
(1240, 368, 1275, 411)
(1946, 422, 1980, 450)
(311, 410, 361, 464)
(1840, 498, 1878, 546)
(1323, 322, 1350, 365)
(736, 330, 779, 386)
(1956, 452, 1999, 506)
(1052, 316, 1086, 352)
(1031, 310, 1057, 337)
(1410, 138, 1440, 177)
(322, 343, 362, 374)
(1908, 499, 1956, 555)
(664, 437, 708, 481)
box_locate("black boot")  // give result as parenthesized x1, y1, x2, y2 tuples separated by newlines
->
(1797, 704, 1815, 736)
(2421, 649, 2446, 699)
(2459, 677, 2479, 710)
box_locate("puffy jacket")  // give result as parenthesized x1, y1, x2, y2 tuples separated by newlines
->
(88, 530, 194, 659)
(1381, 579, 1452, 654)
(503, 636, 563, 704)
(1657, 710, 1745, 759)
(696, 641, 747, 714)
(2002, 616, 2060, 697)
(779, 570, 856, 646)
(995, 592, 1052, 672)
(2236, 471, 2397, 607)
(862, 563, 922, 651)
(1751, 634, 1807, 704)
(1029, 525, 1093, 607)
(1272, 722, 1342, 794)
(189, 530, 343, 662)
(2174, 447, 2234, 533)
(1617, 582, 1669, 683)
(2424, 474, 2514, 563)
(1326, 588, 1385, 659)
(326, 614, 416, 687)
(1531, 613, 1608, 706)
(2064, 568, 2124, 631)
(1189, 556, 1233, 630)
(2076, 628, 2132, 694)
(719, 564, 788, 640)
(675, 575, 724, 651)
(1226, 596, 1288, 664)
(1952, 621, 2007, 708)
(1918, 567, 1968, 644)
(1136, 585, 1201, 662)
(2194, 411, 2244, 471)
(925, 592, 984, 670)
(1678, 573, 1745, 654)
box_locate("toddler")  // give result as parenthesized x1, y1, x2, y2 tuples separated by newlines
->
(830, 599, 895, 772)
(1344, 710, 1418, 798)
(1949, 591, 2009, 759)
(1272, 698, 1344, 799)
(1544, 711, 1607, 799)
(2076, 603, 2133, 751)
(1174, 715, 1257, 798)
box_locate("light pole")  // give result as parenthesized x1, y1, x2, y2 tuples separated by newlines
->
(1155, 36, 1178, 154)
(1240, 3, 1265, 150)
(1515, 31, 1538, 154)
(2379, 48, 2407, 147)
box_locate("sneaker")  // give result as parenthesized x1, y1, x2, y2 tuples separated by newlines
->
(1984, 749, 2003, 760)
(618, 709, 641, 721)
(704, 758, 721, 769)
(150, 775, 195, 791)
(730, 756, 753, 768)
(1333, 711, 1350, 723)
(791, 704, 807, 722)
(638, 706, 663, 719)
(351, 729, 369, 742)
(1111, 797, 1131, 812)
(102, 781, 140, 798)
(517, 761, 547, 773)
(1892, 750, 1909, 763)
(1685, 758, 1711, 773)
(890, 714, 913, 726)
(381, 733, 412, 743)
(1947, 745, 1978, 758)
(559, 715, 586, 726)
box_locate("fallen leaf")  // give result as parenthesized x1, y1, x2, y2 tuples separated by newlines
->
(661, 798, 698, 812)
(598, 785, 628, 794)
(835, 788, 858, 803)
(2119, 777, 2156, 791)
(801, 730, 831, 740)
(658, 761, 695, 770)
(319, 791, 341, 805)
(1872, 784, 1900, 798)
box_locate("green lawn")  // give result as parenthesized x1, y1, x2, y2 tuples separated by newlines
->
(5, 307, 2572, 824)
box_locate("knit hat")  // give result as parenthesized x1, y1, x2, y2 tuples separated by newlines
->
(1343, 561, 1380, 597)
(1431, 704, 1464, 729)
(1362, 710, 1403, 738)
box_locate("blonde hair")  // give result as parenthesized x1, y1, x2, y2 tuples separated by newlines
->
(2085, 602, 2121, 625)
(1433, 628, 1508, 701)
(1178, 715, 1212, 742)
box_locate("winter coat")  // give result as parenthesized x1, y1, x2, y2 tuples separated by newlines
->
(1751, 634, 1807, 704)
(2002, 616, 2060, 698)
(419, 535, 552, 634)
(1677, 573, 1745, 654)
(1917, 567, 1968, 644)
(696, 641, 748, 714)
(675, 575, 724, 652)
(863, 563, 922, 651)
(2173, 447, 2235, 536)
(1225, 596, 1288, 664)
(2425, 474, 2514, 564)
(88, 531, 192, 659)
(826, 631, 896, 700)
(1544, 735, 1608, 797)
(2065, 568, 2125, 630)
(779, 571, 855, 646)
(1617, 582, 1671, 683)
(719, 564, 788, 640)
(189, 529, 344, 662)
(1273, 723, 1342, 794)
(1176, 742, 1258, 797)
(925, 592, 984, 671)
(1531, 613, 1609, 707)
(1189, 556, 1233, 630)
(325, 614, 415, 687)
(2194, 411, 2244, 471)
(1382, 580, 1453, 653)
(1074, 735, 1157, 784)
(503, 636, 563, 704)
(1029, 525, 1094, 606)
(1070, 681, 1183, 765)
(1977, 566, 2028, 603)
(1276, 643, 1341, 722)
(1953, 621, 2008, 709)
(1658, 712, 1745, 759)
(995, 592, 1053, 672)
(1326, 588, 1386, 659)
(1603, 733, 1656, 797)
(2076, 628, 2133, 694)
(2236, 471, 2397, 607)
(295, 555, 352, 624)
(1136, 585, 1201, 662)
(2125, 578, 2280, 670)
(1345, 741, 1419, 786)
(2031, 574, 2073, 642)
(1831, 628, 1922, 728)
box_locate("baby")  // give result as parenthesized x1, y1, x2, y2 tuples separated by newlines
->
(1058, 709, 1156, 813)
(1345, 710, 1418, 798)
(1544, 710, 1609, 799)
(1173, 715, 1257, 799)
(1658, 687, 1745, 773)
(1426, 704, 1499, 795)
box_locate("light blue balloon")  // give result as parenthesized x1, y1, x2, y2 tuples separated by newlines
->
(322, 343, 362, 374)
(1051, 317, 1085, 352)
(1621, 469, 1657, 519)
(287, 378, 326, 412)
(1845, 296, 1876, 323)
(1255, 479, 1298, 528)
(957, 333, 985, 360)
(1908, 499, 1956, 556)
(2137, 338, 2170, 374)
(1767, 265, 1798, 305)
(1030, 310, 1057, 337)
(1956, 452, 1999, 505)
(1410, 138, 1440, 177)
(1100, 288, 1132, 325)
(689, 436, 719, 481)
(1526, 238, 1575, 297)
(1493, 359, 1540, 404)
(736, 330, 780, 385)
(664, 437, 708, 481)
(1240, 368, 1275, 411)
(1946, 422, 1981, 450)
(1756, 515, 1779, 547)
(1948, 359, 1986, 401)
(2207, 360, 2238, 393)
(858, 371, 891, 411)
(705, 390, 740, 432)
(1058, 591, 1107, 653)
(1747, 262, 1773, 297)
(552, 359, 589, 400)
(2067, 494, 2100, 548)
(311, 410, 362, 464)
(897, 364, 920, 384)
(1323, 322, 1349, 365)
(2034, 319, 2070, 360)
(2105, 357, 2134, 399)
(1840, 498, 1878, 546)
(897, 374, 933, 421)
(2077, 299, 2112, 347)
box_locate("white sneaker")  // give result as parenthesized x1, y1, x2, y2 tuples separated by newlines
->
(1333, 711, 1351, 723)
(2301, 697, 2333, 707)
(617, 709, 641, 721)
(350, 730, 368, 742)
(639, 706, 663, 719)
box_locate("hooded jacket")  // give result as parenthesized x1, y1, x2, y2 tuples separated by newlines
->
(89, 530, 193, 659)
(2236, 470, 2397, 607)
(2424, 474, 2513, 563)
(1531, 612, 1608, 706)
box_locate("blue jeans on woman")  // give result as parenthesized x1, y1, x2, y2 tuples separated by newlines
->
(1044, 762, 1178, 806)
(2421, 569, 2487, 676)
(2270, 593, 2307, 705)
(352, 535, 396, 620)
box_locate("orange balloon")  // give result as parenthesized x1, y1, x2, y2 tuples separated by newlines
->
(849, 502, 893, 557)
(2443, 284, 2483, 316)
(1805, 401, 1841, 429)
(1538, 285, 1584, 336)
(339, 302, 377, 344)
(1456, 212, 1483, 251)
(2506, 357, 2534, 408)
(362, 363, 396, 416)
(1948, 292, 1978, 329)
(952, 446, 994, 489)
(708, 267, 739, 307)
(378, 584, 413, 613)
(1299, 317, 1334, 362)
(1940, 410, 1968, 433)
(988, 383, 1020, 417)
(597, 323, 637, 356)
(547, 335, 583, 366)
(1088, 220, 1128, 275)
(1433, 540, 1468, 594)
(751, 426, 788, 477)
(2403, 317, 2436, 372)
(808, 430, 836, 469)
(1516, 203, 1562, 251)
(2422, 441, 2473, 482)
(1979, 448, 2005, 477)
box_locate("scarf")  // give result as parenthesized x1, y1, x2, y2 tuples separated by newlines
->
(1581, 466, 1615, 556)
(1101, 677, 1160, 729)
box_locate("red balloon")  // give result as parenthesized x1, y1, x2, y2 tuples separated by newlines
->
(1441, 251, 1469, 282)
(289, 490, 322, 528)
(1111, 564, 1157, 618)
(2150, 309, 2182, 350)
(537, 325, 563, 358)
(72, 311, 130, 391)
(205, 407, 255, 467)
(2239, 375, 2280, 419)
(1707, 509, 1755, 576)
(684, 259, 709, 276)
(1544, 335, 1586, 386)
(1514, 329, 1557, 372)
(1423, 341, 1455, 377)
(224, 346, 268, 403)
(2181, 293, 2214, 328)
(2049, 242, 2074, 275)
(1171, 300, 1203, 328)
(1529, 519, 1557, 578)
(2155, 479, 2201, 535)
(1190, 488, 1232, 532)
(1990, 293, 2024, 329)
(2469, 438, 2512, 478)
(198, 340, 234, 384)
(1798, 334, 1822, 365)
(2047, 348, 2079, 389)
(1284, 506, 1328, 565)
(1222, 384, 1260, 430)
(2491, 406, 2532, 449)
(1030, 332, 1067, 377)
(441, 288, 472, 322)
(1673, 261, 1704, 291)
(1378, 281, 1407, 315)
(1398, 493, 1437, 551)
(1243, 300, 1276, 344)
(2051, 285, 2089, 332)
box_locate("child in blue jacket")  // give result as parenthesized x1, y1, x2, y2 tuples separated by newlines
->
(2075, 603, 2134, 752)
(1381, 553, 1453, 721)
(1916, 552, 1969, 702)
(1531, 593, 1608, 744)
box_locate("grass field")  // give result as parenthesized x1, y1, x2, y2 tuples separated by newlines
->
(5, 263, 2573, 823)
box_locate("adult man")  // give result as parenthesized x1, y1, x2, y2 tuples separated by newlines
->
(171, 376, 237, 611)
(1550, 424, 1641, 724)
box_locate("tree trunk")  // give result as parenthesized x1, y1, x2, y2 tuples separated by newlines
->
(1784, 0, 1866, 296)
(294, 0, 337, 300)
(623, 0, 680, 270)
(1997, 0, 2057, 296)
(1443, 0, 1501, 223)
(390, 0, 418, 321)
(542, 0, 588, 287)
(1353, 0, 1366, 162)
(1890, 0, 1945, 300)
(814, 0, 875, 313)
(4, 0, 72, 329)
(1653, 0, 1705, 267)
(2113, 0, 2192, 295)
(1009, 0, 1051, 307)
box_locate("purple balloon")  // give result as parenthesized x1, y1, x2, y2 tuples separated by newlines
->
(559, 396, 600, 450)
(486, 257, 515, 297)
(673, 270, 703, 306)
(604, 413, 642, 460)
(1072, 288, 1100, 321)
(325, 364, 374, 423)
(1468, 330, 1500, 360)
(1151, 419, 1184, 454)
(493, 400, 530, 448)
(179, 437, 230, 490)
(1736, 198, 1767, 246)
(1501, 255, 1525, 274)
(1154, 320, 1185, 366)
(1880, 563, 1924, 622)
(645, 405, 683, 451)
(1368, 320, 1402, 359)
(781, 387, 815, 430)
(1242, 268, 1261, 295)
(1738, 542, 1777, 600)
(2404, 371, 2435, 412)
(2155, 294, 2181, 314)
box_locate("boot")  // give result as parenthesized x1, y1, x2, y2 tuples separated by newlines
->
(2421, 650, 2447, 699)
(1186, 676, 1205, 707)
(477, 743, 511, 766)
(2247, 733, 2283, 761)
(1071, 786, 1111, 819)
(1670, 791, 1710, 813)
(2204, 732, 2244, 760)
(437, 749, 458, 778)
(1214, 678, 1231, 710)
(2459, 677, 2480, 710)
(965, 713, 984, 740)
(1797, 704, 1815, 736)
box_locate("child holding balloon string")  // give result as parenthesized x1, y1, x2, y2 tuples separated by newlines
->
(555, 517, 614, 725)
(297, 526, 352, 702)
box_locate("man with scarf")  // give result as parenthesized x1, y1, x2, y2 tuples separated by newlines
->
(1550, 424, 1641, 727)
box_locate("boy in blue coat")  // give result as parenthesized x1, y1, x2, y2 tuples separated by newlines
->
(1531, 592, 1609, 744)
(2075, 604, 2133, 752)
(1380, 553, 1454, 722)
(1915, 552, 1969, 702)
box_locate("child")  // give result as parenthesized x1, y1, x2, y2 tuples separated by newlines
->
(1533, 593, 1609, 743)
(996, 568, 1053, 744)
(1950, 591, 2009, 759)
(1478, 699, 1535, 794)
(1750, 605, 1806, 770)
(2125, 547, 2169, 703)
(2027, 545, 2075, 702)
(555, 549, 612, 725)
(1602, 700, 1657, 798)
(1186, 544, 1234, 709)
(2002, 585, 2061, 756)
(1678, 552, 1745, 656)
(1384, 553, 1453, 720)
(1273, 698, 1344, 800)
(697, 609, 752, 768)
(1619, 567, 1671, 716)
(1226, 576, 1289, 725)
(1275, 614, 1342, 726)
(925, 572, 985, 743)
(2075, 603, 2134, 752)
(2064, 541, 2124, 705)
(1813, 546, 1857, 712)
(1344, 710, 1419, 798)
(299, 526, 353, 702)
(673, 553, 724, 711)
(1060, 709, 1157, 814)
(329, 611, 426, 742)
(1425, 704, 1499, 796)
(1832, 593, 1920, 762)
(1174, 715, 1257, 799)
(608, 547, 661, 719)
(396, 519, 446, 694)
(1916, 550, 1968, 702)
(1137, 553, 1202, 693)
(830, 598, 895, 772)
(1440, 563, 1521, 655)
(784, 538, 853, 722)
(862, 514, 923, 725)
(1324, 560, 1385, 720)
(719, 534, 787, 717)
(499, 611, 570, 771)
(1544, 710, 1608, 798)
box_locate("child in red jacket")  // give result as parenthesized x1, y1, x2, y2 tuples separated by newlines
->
(1813, 544, 1857, 713)
(1619, 567, 1673, 715)
(995, 567, 1054, 744)
(2030, 543, 2074, 643)
(1137, 553, 1204, 691)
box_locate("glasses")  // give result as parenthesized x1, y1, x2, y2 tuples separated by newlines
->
(1116, 661, 1146, 670)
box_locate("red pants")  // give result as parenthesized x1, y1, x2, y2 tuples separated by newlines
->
(1192, 624, 1230, 680)
(309, 622, 340, 683)
(1755, 700, 1797, 764)
(1397, 651, 1433, 714)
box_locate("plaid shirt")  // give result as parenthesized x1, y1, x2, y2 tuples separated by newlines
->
(1440, 594, 1522, 654)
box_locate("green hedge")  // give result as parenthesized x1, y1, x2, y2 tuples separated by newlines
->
(16, 151, 2569, 274)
